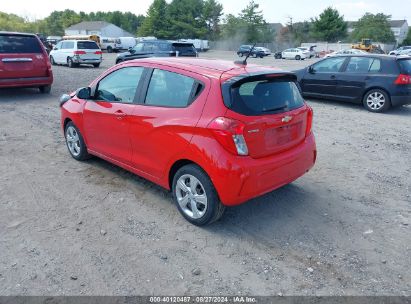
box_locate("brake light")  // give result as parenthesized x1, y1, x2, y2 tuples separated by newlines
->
(395, 74, 411, 85)
(74, 51, 86, 55)
(94, 51, 103, 55)
(306, 106, 313, 136)
(207, 117, 249, 156)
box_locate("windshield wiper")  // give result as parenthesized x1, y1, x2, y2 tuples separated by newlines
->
(262, 105, 288, 112)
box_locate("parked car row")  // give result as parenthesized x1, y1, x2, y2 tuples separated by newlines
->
(238, 45, 317, 60)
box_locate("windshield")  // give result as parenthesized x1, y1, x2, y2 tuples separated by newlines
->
(225, 77, 305, 116)
(398, 59, 411, 74)
(77, 41, 99, 50)
(0, 35, 43, 54)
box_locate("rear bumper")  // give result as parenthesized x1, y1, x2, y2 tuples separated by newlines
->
(72, 57, 102, 64)
(213, 133, 317, 206)
(391, 90, 411, 106)
(0, 75, 53, 88)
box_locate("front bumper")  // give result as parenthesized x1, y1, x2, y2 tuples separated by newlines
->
(212, 133, 317, 206)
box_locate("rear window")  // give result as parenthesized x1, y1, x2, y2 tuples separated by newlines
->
(172, 44, 196, 53)
(227, 78, 305, 116)
(77, 41, 99, 50)
(0, 35, 42, 54)
(398, 59, 411, 74)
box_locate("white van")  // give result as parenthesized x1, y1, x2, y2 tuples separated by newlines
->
(179, 39, 209, 52)
(49, 40, 102, 68)
(116, 37, 137, 51)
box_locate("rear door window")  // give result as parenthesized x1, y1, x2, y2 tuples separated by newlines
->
(77, 41, 99, 49)
(145, 69, 199, 107)
(0, 35, 42, 53)
(312, 57, 346, 73)
(398, 59, 411, 74)
(62, 41, 74, 49)
(345, 57, 381, 73)
(227, 78, 304, 116)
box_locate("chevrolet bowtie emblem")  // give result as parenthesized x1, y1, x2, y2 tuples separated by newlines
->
(282, 116, 293, 123)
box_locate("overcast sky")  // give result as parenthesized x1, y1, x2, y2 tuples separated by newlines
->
(3, 0, 411, 24)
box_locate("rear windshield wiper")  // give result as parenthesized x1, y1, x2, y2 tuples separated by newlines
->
(262, 105, 288, 112)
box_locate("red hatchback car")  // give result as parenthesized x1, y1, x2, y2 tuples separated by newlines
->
(0, 32, 53, 93)
(60, 58, 316, 225)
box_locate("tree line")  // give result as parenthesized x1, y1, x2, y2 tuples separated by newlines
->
(0, 2, 402, 45)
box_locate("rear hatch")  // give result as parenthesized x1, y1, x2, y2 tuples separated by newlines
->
(0, 33, 48, 79)
(76, 41, 102, 60)
(222, 73, 311, 159)
(172, 43, 197, 57)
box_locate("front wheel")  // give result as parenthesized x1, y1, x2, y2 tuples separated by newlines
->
(238, 53, 244, 57)
(93, 63, 100, 68)
(65, 122, 91, 161)
(172, 164, 225, 226)
(50, 56, 56, 66)
(107, 46, 113, 53)
(39, 85, 51, 94)
(363, 89, 391, 113)
(295, 55, 301, 60)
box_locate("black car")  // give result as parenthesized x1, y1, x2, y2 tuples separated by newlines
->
(116, 40, 197, 64)
(294, 54, 411, 112)
(237, 45, 266, 58)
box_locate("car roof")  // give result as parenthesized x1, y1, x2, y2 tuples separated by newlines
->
(330, 54, 397, 60)
(0, 31, 37, 37)
(125, 57, 287, 79)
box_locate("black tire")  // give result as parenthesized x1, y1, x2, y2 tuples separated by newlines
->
(172, 164, 225, 226)
(238, 52, 244, 57)
(50, 56, 56, 66)
(67, 57, 76, 68)
(39, 85, 51, 94)
(64, 122, 91, 161)
(116, 59, 123, 64)
(362, 89, 391, 113)
(107, 46, 113, 53)
(93, 63, 100, 68)
(295, 55, 301, 60)
(252, 53, 257, 58)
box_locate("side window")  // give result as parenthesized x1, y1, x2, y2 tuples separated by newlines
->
(369, 59, 381, 72)
(145, 69, 198, 107)
(312, 57, 346, 73)
(95, 67, 144, 103)
(55, 41, 62, 49)
(66, 41, 74, 49)
(133, 43, 144, 52)
(345, 57, 374, 73)
(143, 43, 153, 51)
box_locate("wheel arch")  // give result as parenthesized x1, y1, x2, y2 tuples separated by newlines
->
(168, 159, 208, 190)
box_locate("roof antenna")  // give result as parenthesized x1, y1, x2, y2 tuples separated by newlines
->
(235, 43, 256, 66)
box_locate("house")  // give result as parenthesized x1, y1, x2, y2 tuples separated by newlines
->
(347, 20, 409, 44)
(65, 21, 134, 38)
(389, 20, 408, 44)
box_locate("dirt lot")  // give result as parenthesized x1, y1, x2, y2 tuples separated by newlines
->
(0, 51, 410, 296)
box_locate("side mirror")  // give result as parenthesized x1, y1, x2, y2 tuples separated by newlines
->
(59, 94, 71, 107)
(53, 47, 58, 51)
(308, 66, 315, 74)
(128, 47, 135, 53)
(76, 87, 91, 99)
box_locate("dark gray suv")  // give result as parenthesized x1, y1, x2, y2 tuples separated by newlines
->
(116, 40, 197, 64)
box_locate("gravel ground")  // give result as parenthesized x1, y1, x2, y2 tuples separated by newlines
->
(0, 51, 410, 296)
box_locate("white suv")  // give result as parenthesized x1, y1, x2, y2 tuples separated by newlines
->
(49, 40, 102, 68)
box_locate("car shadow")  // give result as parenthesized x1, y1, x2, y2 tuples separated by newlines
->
(306, 98, 411, 116)
(0, 88, 58, 103)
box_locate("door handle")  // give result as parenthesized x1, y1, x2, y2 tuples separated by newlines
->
(330, 75, 336, 79)
(114, 110, 127, 119)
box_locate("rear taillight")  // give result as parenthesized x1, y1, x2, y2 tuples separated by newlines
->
(395, 74, 411, 85)
(207, 117, 249, 156)
(74, 51, 86, 55)
(94, 51, 103, 55)
(306, 106, 313, 136)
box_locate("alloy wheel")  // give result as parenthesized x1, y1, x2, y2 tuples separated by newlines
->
(175, 174, 208, 219)
(366, 92, 385, 110)
(66, 126, 81, 157)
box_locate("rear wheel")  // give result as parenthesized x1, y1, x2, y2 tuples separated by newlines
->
(295, 55, 301, 60)
(93, 63, 100, 68)
(363, 89, 391, 113)
(238, 52, 244, 57)
(65, 122, 91, 161)
(67, 57, 76, 68)
(39, 85, 51, 94)
(172, 164, 225, 226)
(107, 46, 113, 53)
